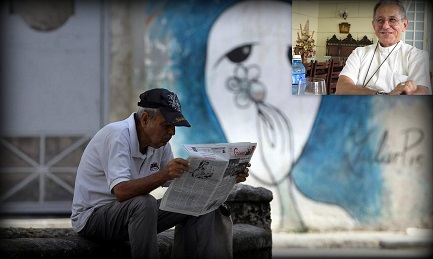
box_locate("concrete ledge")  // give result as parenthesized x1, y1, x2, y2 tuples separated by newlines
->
(0, 184, 273, 259)
(233, 224, 272, 258)
(0, 224, 271, 259)
(228, 184, 273, 231)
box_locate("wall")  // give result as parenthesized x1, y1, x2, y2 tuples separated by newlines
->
(134, 0, 432, 232)
(0, 0, 108, 214)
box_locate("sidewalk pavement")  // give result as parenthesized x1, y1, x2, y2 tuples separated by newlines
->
(1, 217, 432, 257)
(273, 228, 433, 249)
(272, 228, 433, 258)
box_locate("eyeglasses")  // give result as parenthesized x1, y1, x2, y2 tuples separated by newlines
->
(373, 17, 401, 26)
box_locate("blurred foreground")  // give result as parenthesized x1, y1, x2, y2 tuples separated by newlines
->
(0, 217, 431, 259)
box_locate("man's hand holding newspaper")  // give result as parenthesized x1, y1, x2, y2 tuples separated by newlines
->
(159, 142, 256, 216)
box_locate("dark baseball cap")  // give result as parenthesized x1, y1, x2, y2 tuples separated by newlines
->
(137, 88, 191, 127)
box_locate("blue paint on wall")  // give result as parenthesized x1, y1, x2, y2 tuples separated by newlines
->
(145, 0, 236, 152)
(292, 96, 383, 222)
(143, 0, 431, 227)
(143, 1, 235, 160)
(291, 96, 432, 223)
(144, 0, 291, 158)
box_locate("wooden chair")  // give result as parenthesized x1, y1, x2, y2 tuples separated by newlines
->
(328, 59, 345, 94)
(311, 60, 332, 94)
(303, 60, 314, 77)
(311, 60, 330, 78)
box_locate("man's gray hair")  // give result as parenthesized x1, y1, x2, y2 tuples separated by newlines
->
(137, 107, 159, 119)
(373, 0, 407, 20)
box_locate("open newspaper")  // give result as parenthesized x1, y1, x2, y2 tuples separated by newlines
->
(159, 142, 257, 216)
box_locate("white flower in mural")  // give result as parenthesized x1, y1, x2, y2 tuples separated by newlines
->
(226, 64, 266, 108)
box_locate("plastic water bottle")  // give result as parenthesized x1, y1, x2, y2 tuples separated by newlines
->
(292, 55, 306, 95)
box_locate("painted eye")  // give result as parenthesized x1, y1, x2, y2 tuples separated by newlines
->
(288, 45, 292, 64)
(226, 44, 252, 63)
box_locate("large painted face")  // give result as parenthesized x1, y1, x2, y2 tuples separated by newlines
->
(205, 0, 321, 185)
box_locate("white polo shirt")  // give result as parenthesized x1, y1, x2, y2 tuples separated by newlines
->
(71, 113, 174, 232)
(340, 41, 431, 93)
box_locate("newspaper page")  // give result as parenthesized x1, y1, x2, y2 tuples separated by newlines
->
(159, 142, 257, 216)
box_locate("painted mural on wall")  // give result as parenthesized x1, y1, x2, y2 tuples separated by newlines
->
(142, 0, 432, 231)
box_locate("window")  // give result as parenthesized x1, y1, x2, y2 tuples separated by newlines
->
(404, 0, 430, 51)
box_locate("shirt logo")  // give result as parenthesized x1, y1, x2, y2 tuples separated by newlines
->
(150, 162, 159, 171)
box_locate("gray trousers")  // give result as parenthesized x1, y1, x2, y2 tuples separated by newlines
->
(78, 195, 233, 259)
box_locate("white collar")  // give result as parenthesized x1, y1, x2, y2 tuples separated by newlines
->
(378, 41, 401, 54)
